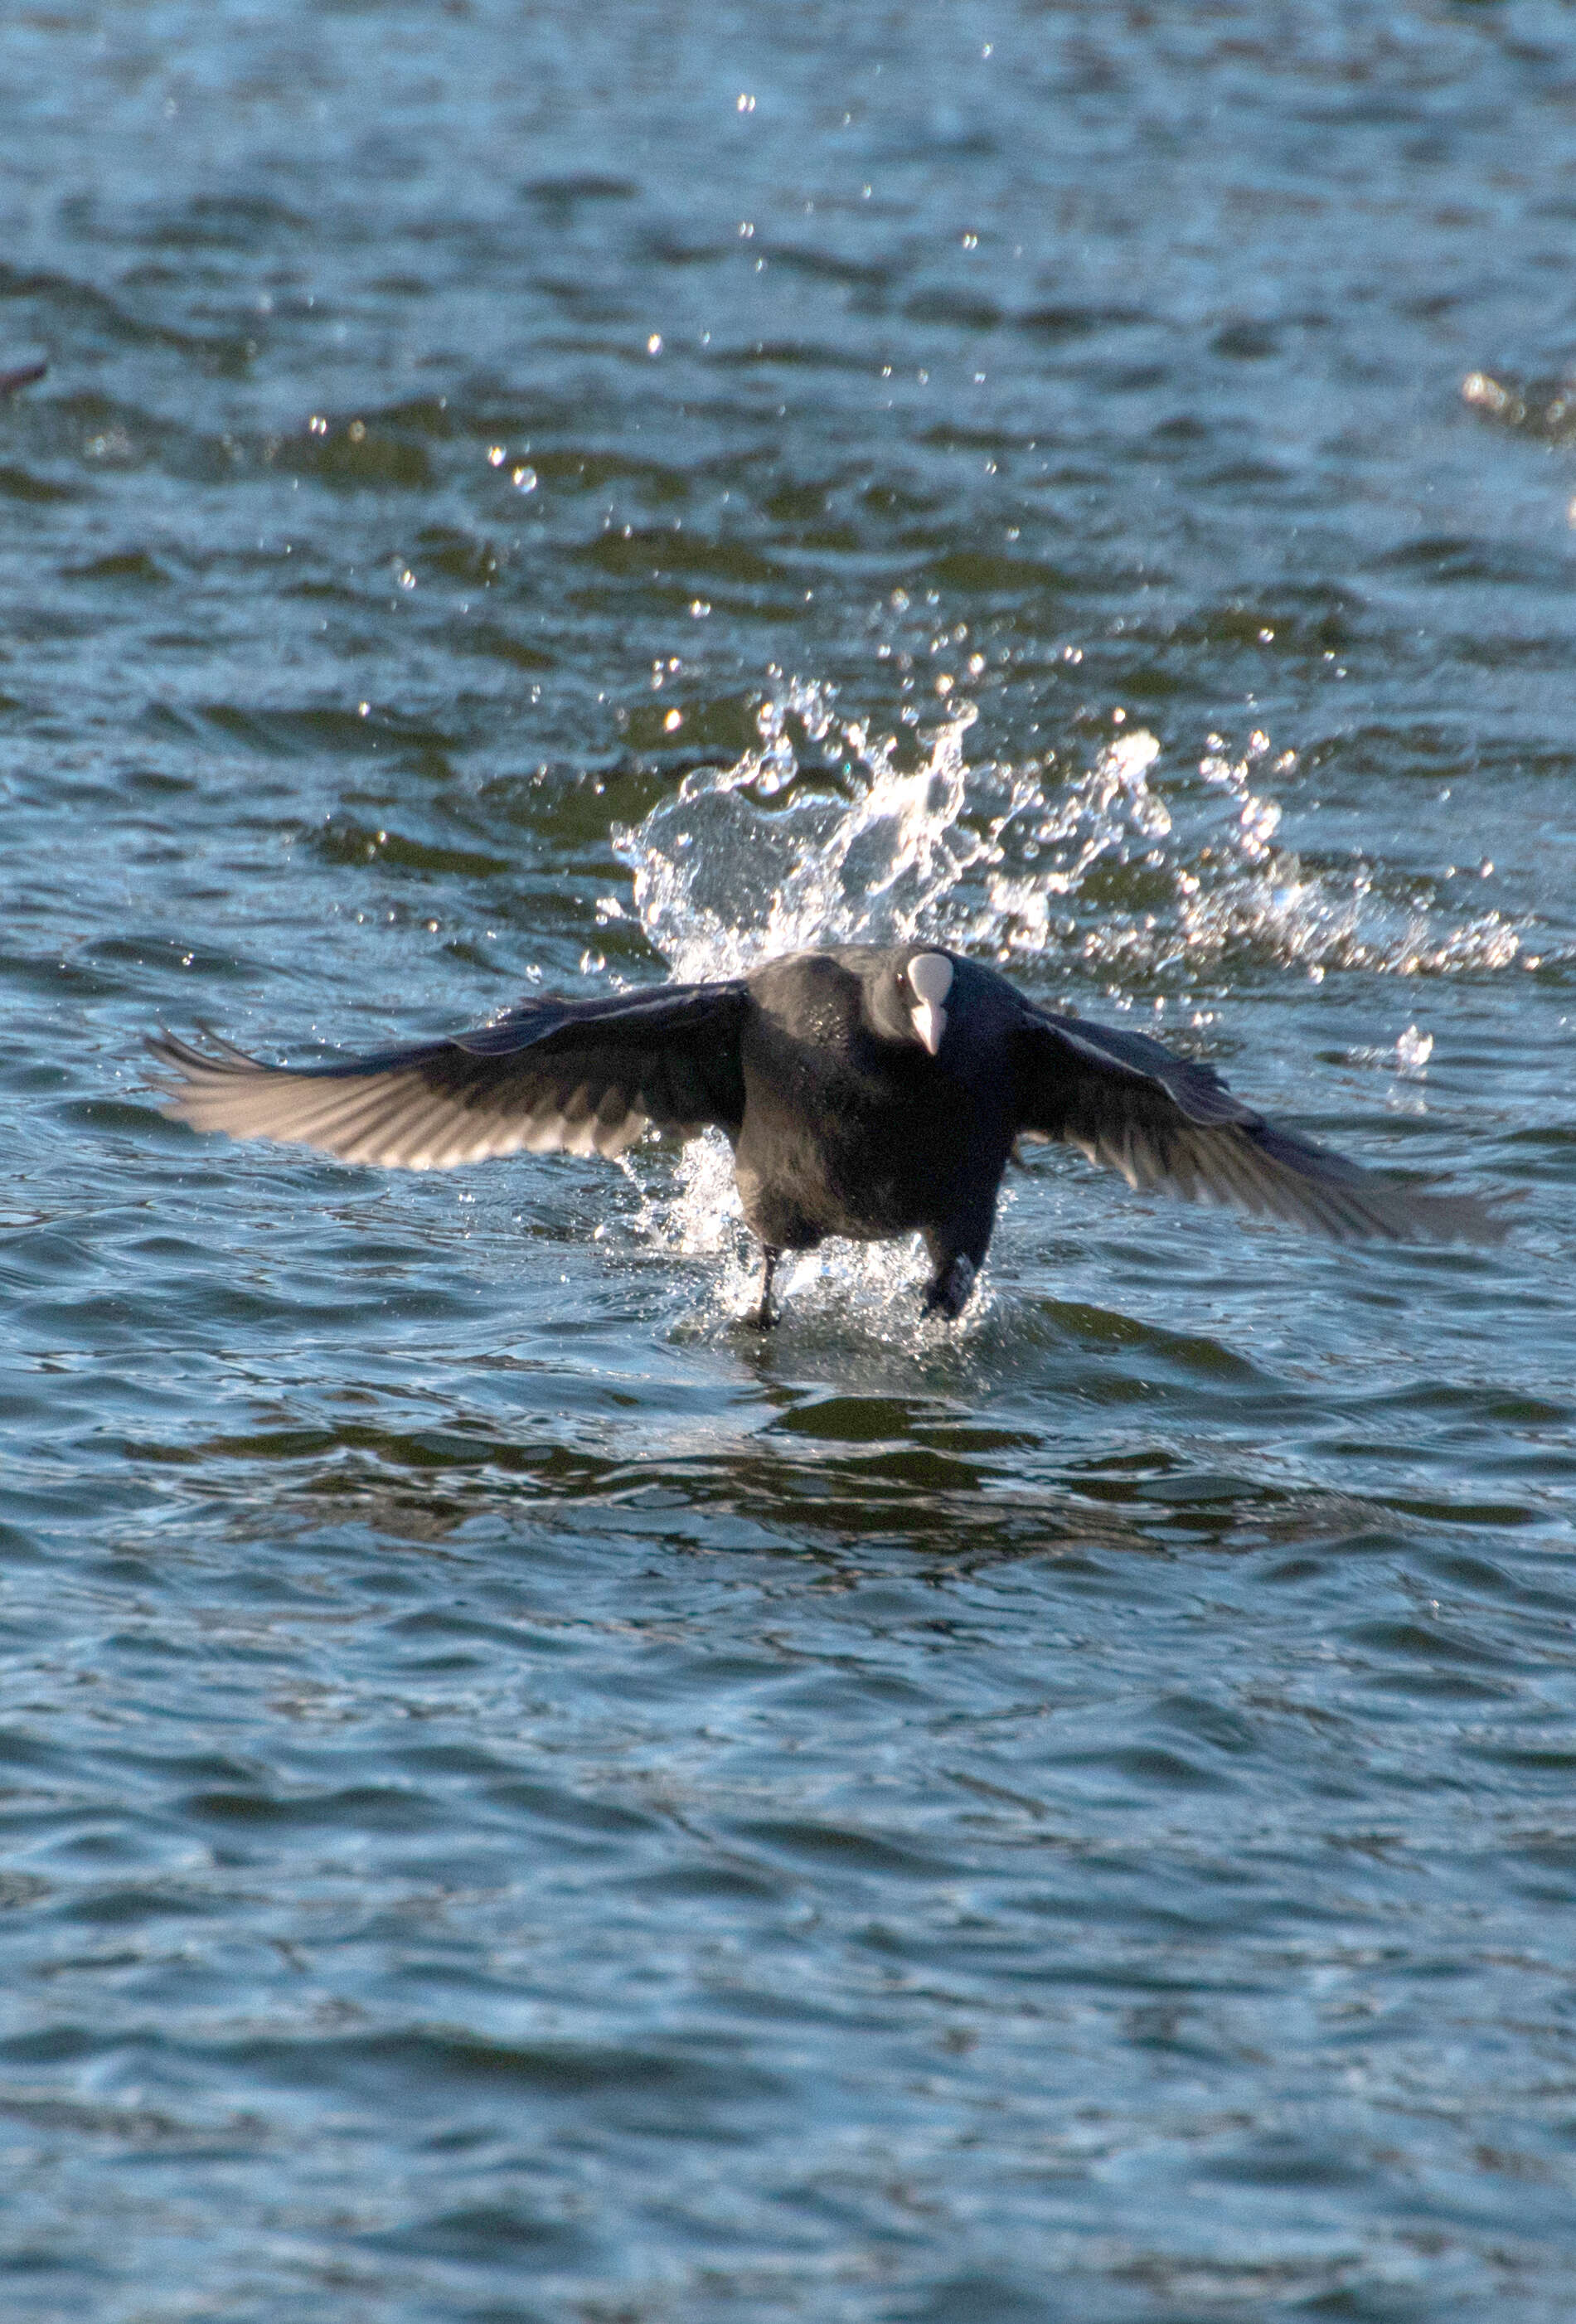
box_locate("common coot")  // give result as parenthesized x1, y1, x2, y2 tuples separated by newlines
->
(148, 944, 1500, 1323)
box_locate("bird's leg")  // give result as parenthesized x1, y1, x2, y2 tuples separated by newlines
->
(921, 1251, 977, 1321)
(922, 1208, 992, 1321)
(752, 1245, 781, 1329)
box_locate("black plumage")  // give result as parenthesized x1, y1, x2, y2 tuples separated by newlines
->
(148, 944, 1501, 1323)
(0, 358, 46, 399)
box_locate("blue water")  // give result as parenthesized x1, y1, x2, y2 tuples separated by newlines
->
(4, 3, 1576, 2317)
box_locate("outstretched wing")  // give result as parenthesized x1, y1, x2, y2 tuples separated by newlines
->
(147, 980, 749, 1170)
(1014, 1007, 1501, 1244)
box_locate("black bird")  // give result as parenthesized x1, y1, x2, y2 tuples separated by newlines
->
(148, 944, 1499, 1324)
(0, 358, 46, 399)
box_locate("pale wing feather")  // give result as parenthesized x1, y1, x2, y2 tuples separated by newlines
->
(147, 982, 747, 1172)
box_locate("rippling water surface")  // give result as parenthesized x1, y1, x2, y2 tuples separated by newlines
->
(5, 4, 1576, 2317)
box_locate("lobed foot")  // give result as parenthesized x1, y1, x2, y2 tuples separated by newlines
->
(921, 1254, 977, 1321)
(749, 1246, 781, 1329)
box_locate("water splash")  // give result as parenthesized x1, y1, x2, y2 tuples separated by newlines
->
(621, 672, 1021, 980)
(605, 674, 1544, 1320)
(1343, 1023, 1434, 1116)
(618, 682, 1538, 994)
(1095, 737, 1533, 987)
(1395, 1024, 1434, 1077)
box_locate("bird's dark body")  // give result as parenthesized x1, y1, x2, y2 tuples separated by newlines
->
(147, 941, 1501, 1327)
(735, 953, 1013, 1307)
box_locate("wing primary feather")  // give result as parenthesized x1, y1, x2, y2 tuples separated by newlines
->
(148, 978, 751, 1172)
(258, 1074, 434, 1159)
(342, 1084, 461, 1168)
(1014, 1012, 1501, 1245)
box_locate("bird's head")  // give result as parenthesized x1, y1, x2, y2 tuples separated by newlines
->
(869, 949, 955, 1058)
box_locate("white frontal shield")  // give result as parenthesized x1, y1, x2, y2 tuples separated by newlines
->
(908, 951, 953, 1057)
